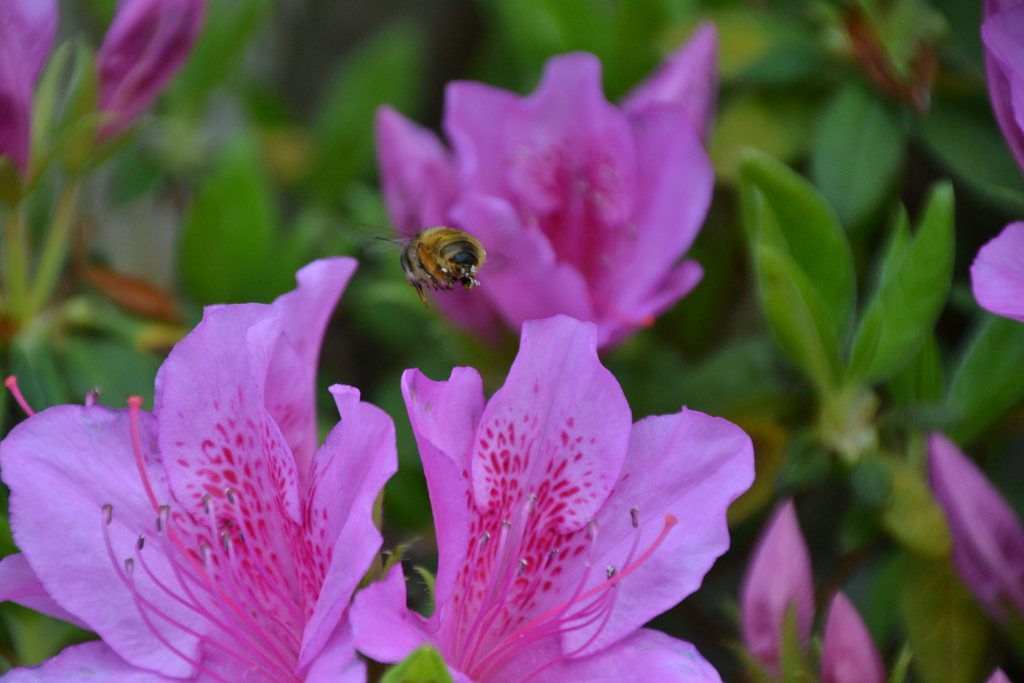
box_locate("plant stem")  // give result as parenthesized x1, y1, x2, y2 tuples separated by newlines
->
(28, 182, 79, 316)
(3, 207, 29, 321)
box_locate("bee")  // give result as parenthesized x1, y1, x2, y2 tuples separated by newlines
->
(396, 227, 486, 308)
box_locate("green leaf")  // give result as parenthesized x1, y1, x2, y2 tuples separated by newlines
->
(710, 95, 815, 182)
(846, 183, 955, 384)
(31, 42, 72, 153)
(414, 566, 437, 614)
(947, 315, 1024, 443)
(811, 82, 905, 229)
(179, 135, 276, 304)
(59, 335, 162, 408)
(880, 459, 951, 558)
(10, 321, 69, 411)
(741, 149, 856, 340)
(899, 553, 988, 683)
(780, 604, 818, 683)
(382, 645, 453, 683)
(888, 333, 944, 405)
(307, 22, 425, 204)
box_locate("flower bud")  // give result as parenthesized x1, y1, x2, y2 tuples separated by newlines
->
(821, 592, 885, 683)
(982, 0, 1024, 174)
(928, 432, 1024, 619)
(96, 0, 204, 136)
(987, 669, 1012, 683)
(740, 499, 815, 671)
(0, 0, 58, 173)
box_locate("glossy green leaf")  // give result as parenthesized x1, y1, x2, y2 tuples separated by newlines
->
(888, 333, 944, 405)
(382, 645, 453, 683)
(811, 82, 905, 229)
(307, 22, 425, 203)
(741, 149, 856, 340)
(947, 315, 1024, 443)
(847, 183, 954, 383)
(179, 135, 276, 304)
(60, 336, 162, 408)
(899, 553, 988, 683)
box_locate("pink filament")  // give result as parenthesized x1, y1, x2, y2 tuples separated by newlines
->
(5, 376, 35, 416)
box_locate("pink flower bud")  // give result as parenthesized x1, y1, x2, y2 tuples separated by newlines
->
(0, 0, 57, 173)
(821, 592, 885, 683)
(96, 0, 204, 136)
(929, 432, 1024, 619)
(988, 669, 1012, 683)
(982, 0, 1024, 174)
(740, 499, 815, 671)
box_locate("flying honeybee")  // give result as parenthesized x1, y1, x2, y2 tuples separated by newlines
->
(394, 227, 486, 308)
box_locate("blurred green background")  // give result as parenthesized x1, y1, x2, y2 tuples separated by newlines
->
(2, 0, 1023, 681)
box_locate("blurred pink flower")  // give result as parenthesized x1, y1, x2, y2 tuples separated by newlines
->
(0, 0, 57, 174)
(376, 25, 718, 347)
(928, 432, 1024, 619)
(0, 258, 397, 682)
(820, 592, 884, 683)
(350, 315, 753, 682)
(971, 222, 1024, 322)
(983, 0, 1024, 174)
(740, 500, 815, 672)
(97, 0, 205, 136)
(988, 669, 1012, 683)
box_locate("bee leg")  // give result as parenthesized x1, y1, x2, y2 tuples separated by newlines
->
(414, 283, 430, 309)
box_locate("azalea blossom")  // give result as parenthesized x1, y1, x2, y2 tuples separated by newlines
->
(350, 315, 753, 682)
(0, 0, 57, 173)
(0, 258, 396, 682)
(971, 222, 1024, 322)
(820, 592, 885, 683)
(928, 432, 1024, 619)
(983, 0, 1024, 174)
(739, 500, 814, 672)
(97, 0, 205, 136)
(375, 25, 718, 347)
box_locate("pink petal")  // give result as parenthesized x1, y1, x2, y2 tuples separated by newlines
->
(304, 621, 366, 683)
(983, 5, 1024, 173)
(987, 669, 1013, 683)
(0, 554, 89, 629)
(444, 80, 518, 195)
(298, 385, 397, 669)
(470, 316, 630, 533)
(5, 0, 58, 81)
(531, 629, 722, 683)
(597, 260, 704, 348)
(740, 500, 815, 671)
(562, 408, 753, 656)
(821, 592, 885, 683)
(928, 432, 1024, 616)
(599, 105, 712, 321)
(401, 365, 486, 610)
(622, 21, 719, 141)
(0, 641, 182, 682)
(376, 106, 460, 236)
(266, 257, 357, 489)
(350, 564, 428, 664)
(0, 406, 202, 678)
(971, 222, 1024, 322)
(451, 193, 597, 329)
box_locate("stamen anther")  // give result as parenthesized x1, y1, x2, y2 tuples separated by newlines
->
(517, 558, 528, 577)
(202, 494, 212, 515)
(606, 566, 617, 579)
(85, 389, 100, 406)
(5, 376, 35, 417)
(225, 488, 236, 505)
(103, 504, 113, 524)
(630, 508, 640, 528)
(138, 534, 146, 550)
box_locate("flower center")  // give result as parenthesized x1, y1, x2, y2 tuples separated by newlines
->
(452, 495, 676, 682)
(99, 397, 304, 683)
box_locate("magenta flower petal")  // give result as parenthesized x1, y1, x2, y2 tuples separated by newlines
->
(740, 500, 815, 671)
(983, 0, 1024, 173)
(820, 592, 885, 683)
(988, 669, 1013, 683)
(0, 641, 181, 682)
(304, 622, 367, 683)
(928, 432, 1024, 617)
(6, 0, 58, 81)
(622, 21, 719, 141)
(97, 0, 204, 136)
(971, 222, 1024, 322)
(265, 256, 357, 488)
(351, 564, 430, 664)
(0, 554, 89, 629)
(376, 106, 460, 236)
(444, 80, 519, 195)
(354, 315, 749, 682)
(531, 629, 722, 683)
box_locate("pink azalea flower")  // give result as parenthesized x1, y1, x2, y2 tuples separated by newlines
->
(820, 592, 885, 683)
(971, 222, 1024, 322)
(983, 0, 1024, 174)
(928, 432, 1024, 619)
(350, 315, 753, 682)
(96, 0, 205, 137)
(988, 669, 1012, 683)
(0, 258, 397, 682)
(376, 25, 718, 348)
(739, 500, 815, 672)
(0, 0, 57, 174)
